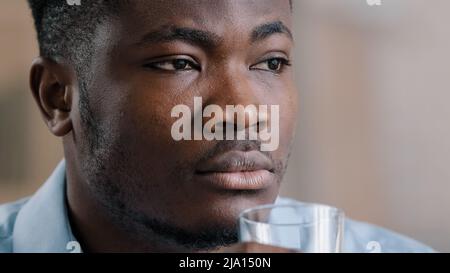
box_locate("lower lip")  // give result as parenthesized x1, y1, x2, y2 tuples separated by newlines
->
(195, 170, 274, 191)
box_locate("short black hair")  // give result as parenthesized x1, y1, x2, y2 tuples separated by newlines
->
(27, 0, 122, 78)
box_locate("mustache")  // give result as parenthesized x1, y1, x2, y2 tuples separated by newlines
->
(197, 139, 274, 165)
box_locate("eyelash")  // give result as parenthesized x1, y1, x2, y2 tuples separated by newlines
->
(250, 57, 292, 73)
(144, 57, 292, 73)
(144, 58, 200, 72)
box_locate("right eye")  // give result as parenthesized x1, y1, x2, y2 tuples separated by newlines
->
(145, 58, 200, 71)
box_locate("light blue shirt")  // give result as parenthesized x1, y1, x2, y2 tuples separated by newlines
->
(0, 160, 434, 253)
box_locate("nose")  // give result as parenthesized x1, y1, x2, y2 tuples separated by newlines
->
(204, 67, 268, 135)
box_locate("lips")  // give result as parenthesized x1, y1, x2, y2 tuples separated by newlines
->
(195, 150, 275, 191)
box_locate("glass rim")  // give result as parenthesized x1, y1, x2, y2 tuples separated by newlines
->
(238, 202, 345, 227)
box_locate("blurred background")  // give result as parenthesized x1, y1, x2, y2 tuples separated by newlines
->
(0, 0, 449, 251)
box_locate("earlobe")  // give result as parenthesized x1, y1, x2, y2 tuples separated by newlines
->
(29, 57, 75, 137)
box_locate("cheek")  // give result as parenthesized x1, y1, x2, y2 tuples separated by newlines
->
(109, 85, 197, 173)
(277, 85, 298, 150)
(119, 97, 175, 152)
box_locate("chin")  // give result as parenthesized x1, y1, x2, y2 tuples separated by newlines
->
(178, 190, 277, 230)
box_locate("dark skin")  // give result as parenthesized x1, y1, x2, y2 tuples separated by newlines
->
(29, 0, 297, 252)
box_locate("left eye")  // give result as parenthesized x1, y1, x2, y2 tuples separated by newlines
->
(251, 58, 291, 72)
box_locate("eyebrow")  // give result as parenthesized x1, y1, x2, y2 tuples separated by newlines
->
(134, 25, 221, 50)
(251, 21, 293, 43)
(134, 21, 293, 50)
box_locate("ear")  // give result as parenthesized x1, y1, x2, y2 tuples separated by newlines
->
(29, 57, 76, 137)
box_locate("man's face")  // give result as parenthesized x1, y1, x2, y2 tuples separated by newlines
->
(73, 0, 297, 250)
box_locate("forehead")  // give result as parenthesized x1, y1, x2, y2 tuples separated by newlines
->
(113, 0, 292, 41)
(124, 0, 291, 17)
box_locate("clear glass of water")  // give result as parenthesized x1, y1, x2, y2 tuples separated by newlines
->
(238, 201, 345, 253)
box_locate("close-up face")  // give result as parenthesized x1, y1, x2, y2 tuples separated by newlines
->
(69, 0, 297, 251)
(3, 0, 448, 256)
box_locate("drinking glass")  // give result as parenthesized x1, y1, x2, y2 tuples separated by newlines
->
(238, 201, 345, 253)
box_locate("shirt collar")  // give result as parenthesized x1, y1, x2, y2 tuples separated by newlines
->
(12, 160, 77, 252)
